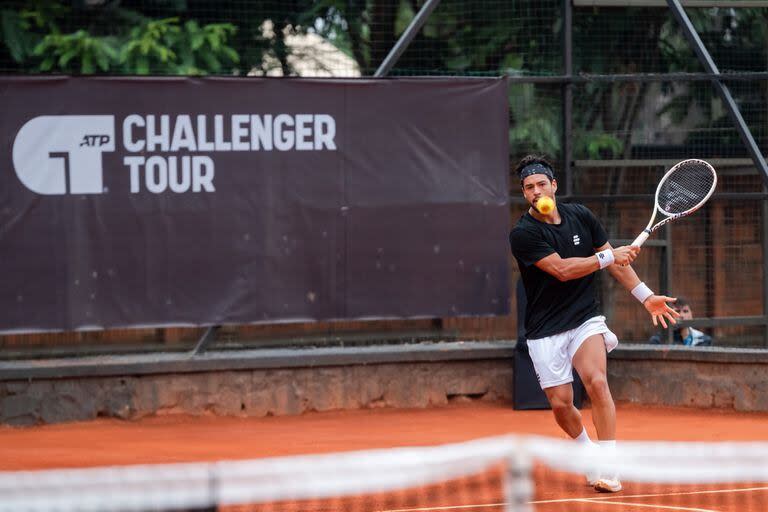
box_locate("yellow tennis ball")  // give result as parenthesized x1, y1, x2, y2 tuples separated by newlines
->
(536, 196, 555, 215)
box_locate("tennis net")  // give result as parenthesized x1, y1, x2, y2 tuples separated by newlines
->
(3, 434, 768, 511)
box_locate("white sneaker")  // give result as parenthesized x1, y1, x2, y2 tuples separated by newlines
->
(594, 478, 622, 493)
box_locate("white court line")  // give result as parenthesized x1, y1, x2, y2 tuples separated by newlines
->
(376, 504, 505, 512)
(531, 485, 768, 504)
(375, 485, 768, 512)
(376, 503, 712, 512)
(569, 499, 717, 511)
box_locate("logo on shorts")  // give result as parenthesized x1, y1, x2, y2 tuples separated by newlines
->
(573, 234, 581, 245)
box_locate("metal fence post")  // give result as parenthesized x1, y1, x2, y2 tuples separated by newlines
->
(374, 0, 442, 78)
(666, 0, 768, 186)
(563, 0, 574, 197)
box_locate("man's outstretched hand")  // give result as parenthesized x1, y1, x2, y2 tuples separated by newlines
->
(644, 295, 680, 328)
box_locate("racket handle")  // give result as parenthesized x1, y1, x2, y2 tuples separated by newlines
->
(631, 231, 650, 247)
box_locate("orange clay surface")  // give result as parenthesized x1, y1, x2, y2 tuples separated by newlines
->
(3, 402, 768, 511)
(0, 401, 766, 471)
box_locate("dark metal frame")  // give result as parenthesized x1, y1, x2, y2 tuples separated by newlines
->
(574, 0, 768, 7)
(562, 0, 574, 197)
(19, 0, 765, 357)
(374, 0, 442, 78)
(666, 0, 768, 186)
(665, 0, 768, 341)
(192, 325, 220, 355)
(370, 0, 768, 344)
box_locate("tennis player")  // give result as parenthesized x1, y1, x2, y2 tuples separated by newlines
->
(509, 155, 679, 493)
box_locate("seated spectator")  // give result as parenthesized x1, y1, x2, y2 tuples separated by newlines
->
(648, 297, 713, 346)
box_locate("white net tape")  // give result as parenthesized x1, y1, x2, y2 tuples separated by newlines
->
(3, 434, 768, 511)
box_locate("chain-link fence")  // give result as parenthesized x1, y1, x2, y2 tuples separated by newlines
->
(2, 1, 767, 355)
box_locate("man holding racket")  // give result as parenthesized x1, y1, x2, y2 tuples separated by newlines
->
(509, 155, 679, 493)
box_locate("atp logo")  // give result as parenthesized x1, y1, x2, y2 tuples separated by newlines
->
(13, 116, 115, 195)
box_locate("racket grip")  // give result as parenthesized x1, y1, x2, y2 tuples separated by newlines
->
(631, 231, 650, 247)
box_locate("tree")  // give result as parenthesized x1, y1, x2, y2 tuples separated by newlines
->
(1, 0, 240, 75)
(659, 7, 768, 154)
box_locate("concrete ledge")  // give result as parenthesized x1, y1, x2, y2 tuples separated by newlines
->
(2, 341, 765, 382)
(609, 344, 768, 364)
(0, 341, 516, 381)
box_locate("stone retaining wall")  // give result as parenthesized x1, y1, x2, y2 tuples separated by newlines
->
(607, 344, 768, 411)
(2, 342, 767, 426)
(0, 362, 513, 426)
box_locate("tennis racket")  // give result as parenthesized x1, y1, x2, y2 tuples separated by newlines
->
(631, 159, 717, 247)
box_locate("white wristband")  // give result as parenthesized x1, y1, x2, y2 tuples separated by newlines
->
(595, 249, 614, 269)
(631, 282, 654, 304)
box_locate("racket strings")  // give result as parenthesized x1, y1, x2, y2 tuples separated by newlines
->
(657, 160, 716, 215)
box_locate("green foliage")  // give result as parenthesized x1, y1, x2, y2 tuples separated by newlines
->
(577, 133, 624, 159)
(508, 83, 560, 156)
(509, 116, 560, 156)
(174, 21, 240, 75)
(120, 18, 238, 75)
(657, 8, 768, 151)
(1, 9, 36, 62)
(0, 2, 66, 68)
(2, 3, 239, 75)
(1, 0, 767, 158)
(34, 30, 118, 73)
(120, 18, 179, 74)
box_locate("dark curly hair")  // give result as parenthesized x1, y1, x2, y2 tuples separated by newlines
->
(513, 154, 556, 183)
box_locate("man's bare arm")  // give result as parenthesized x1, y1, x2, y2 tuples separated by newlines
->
(535, 244, 639, 282)
(601, 242, 642, 290)
(599, 241, 680, 327)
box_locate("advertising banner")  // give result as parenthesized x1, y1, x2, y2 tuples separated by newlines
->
(0, 76, 509, 332)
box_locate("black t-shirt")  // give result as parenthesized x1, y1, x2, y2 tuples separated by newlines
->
(509, 203, 609, 339)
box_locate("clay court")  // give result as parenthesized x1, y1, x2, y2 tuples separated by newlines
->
(4, 2, 768, 511)
(3, 401, 768, 510)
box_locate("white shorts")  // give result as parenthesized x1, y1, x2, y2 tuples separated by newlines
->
(526, 316, 619, 389)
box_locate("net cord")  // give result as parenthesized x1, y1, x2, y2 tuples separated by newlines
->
(4, 435, 768, 511)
